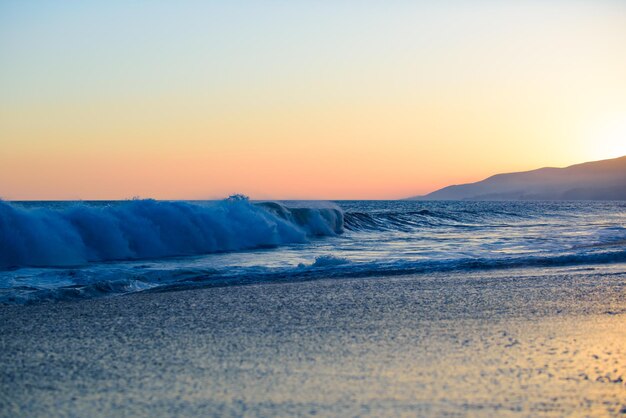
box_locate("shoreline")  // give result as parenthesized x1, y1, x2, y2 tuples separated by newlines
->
(1, 265, 625, 416)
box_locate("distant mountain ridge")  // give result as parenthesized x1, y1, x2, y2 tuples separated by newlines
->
(409, 156, 626, 200)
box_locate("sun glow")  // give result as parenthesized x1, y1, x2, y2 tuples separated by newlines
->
(587, 116, 626, 161)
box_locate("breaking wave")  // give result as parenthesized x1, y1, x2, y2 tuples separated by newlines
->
(2, 199, 625, 304)
(0, 197, 343, 269)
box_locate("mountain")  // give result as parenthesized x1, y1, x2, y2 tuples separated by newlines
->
(409, 156, 626, 200)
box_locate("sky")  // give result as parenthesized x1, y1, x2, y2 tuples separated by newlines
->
(1, 1, 625, 200)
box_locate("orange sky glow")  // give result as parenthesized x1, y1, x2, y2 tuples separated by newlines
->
(1, 1, 625, 200)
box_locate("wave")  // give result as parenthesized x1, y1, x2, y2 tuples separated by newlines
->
(4, 248, 626, 305)
(341, 205, 574, 232)
(0, 197, 343, 269)
(2, 199, 625, 304)
(343, 209, 495, 231)
(143, 248, 626, 301)
(256, 248, 626, 282)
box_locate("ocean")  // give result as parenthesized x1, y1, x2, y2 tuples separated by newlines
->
(1, 197, 625, 304)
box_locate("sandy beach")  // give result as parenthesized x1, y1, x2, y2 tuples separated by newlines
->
(1, 264, 625, 417)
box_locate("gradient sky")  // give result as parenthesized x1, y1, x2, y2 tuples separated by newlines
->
(1, 1, 625, 200)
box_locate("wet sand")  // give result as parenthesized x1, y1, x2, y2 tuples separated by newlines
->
(1, 265, 625, 417)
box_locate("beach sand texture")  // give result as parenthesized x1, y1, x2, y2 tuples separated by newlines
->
(1, 266, 625, 417)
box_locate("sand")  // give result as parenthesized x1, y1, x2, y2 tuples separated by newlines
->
(1, 265, 625, 417)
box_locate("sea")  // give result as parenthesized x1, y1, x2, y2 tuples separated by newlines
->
(1, 197, 625, 304)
